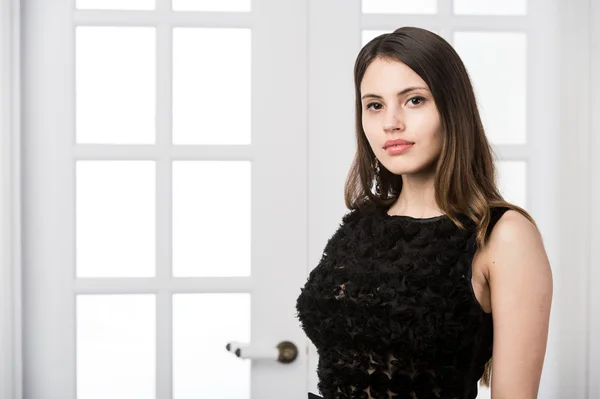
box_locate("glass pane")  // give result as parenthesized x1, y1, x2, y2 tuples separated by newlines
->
(173, 28, 251, 145)
(77, 295, 156, 399)
(454, 0, 526, 15)
(76, 27, 156, 144)
(497, 161, 527, 209)
(453, 32, 527, 144)
(172, 0, 250, 12)
(76, 0, 155, 9)
(173, 294, 250, 399)
(76, 161, 155, 277)
(172, 161, 250, 277)
(362, 0, 437, 14)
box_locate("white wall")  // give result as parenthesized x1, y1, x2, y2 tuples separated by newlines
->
(588, 0, 600, 396)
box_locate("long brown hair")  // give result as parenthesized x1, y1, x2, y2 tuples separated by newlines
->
(344, 26, 537, 387)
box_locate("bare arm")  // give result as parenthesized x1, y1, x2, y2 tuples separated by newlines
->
(485, 210, 553, 399)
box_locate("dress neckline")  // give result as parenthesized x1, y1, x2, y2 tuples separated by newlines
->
(378, 205, 449, 223)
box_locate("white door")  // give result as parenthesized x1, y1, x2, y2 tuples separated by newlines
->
(21, 1, 583, 399)
(22, 0, 308, 398)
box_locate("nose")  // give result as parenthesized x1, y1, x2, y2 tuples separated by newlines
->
(383, 110, 404, 133)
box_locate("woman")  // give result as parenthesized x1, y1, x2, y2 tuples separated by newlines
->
(296, 26, 553, 399)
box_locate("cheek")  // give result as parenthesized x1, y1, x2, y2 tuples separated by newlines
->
(429, 129, 444, 157)
(362, 117, 377, 145)
(417, 113, 442, 144)
(431, 128, 445, 159)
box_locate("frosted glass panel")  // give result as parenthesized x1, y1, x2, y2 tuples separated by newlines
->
(76, 0, 154, 9)
(454, 0, 526, 15)
(173, 0, 250, 12)
(77, 295, 156, 399)
(497, 161, 527, 209)
(173, 28, 251, 145)
(173, 294, 250, 399)
(76, 161, 155, 277)
(76, 27, 156, 144)
(454, 32, 527, 144)
(362, 0, 437, 14)
(172, 161, 250, 277)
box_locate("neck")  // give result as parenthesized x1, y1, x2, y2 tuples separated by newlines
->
(388, 171, 441, 218)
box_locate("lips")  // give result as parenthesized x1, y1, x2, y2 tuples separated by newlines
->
(384, 139, 414, 149)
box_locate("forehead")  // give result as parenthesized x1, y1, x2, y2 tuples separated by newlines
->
(360, 58, 428, 93)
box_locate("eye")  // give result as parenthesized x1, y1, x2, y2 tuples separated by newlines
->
(366, 102, 382, 111)
(407, 96, 426, 106)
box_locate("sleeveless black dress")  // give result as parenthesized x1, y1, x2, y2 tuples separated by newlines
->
(295, 204, 509, 399)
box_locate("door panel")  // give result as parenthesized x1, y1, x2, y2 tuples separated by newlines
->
(22, 1, 307, 398)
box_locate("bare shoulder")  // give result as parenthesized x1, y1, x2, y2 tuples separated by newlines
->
(483, 208, 553, 311)
(480, 209, 548, 276)
(490, 209, 542, 247)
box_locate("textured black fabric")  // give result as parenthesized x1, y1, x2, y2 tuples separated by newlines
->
(296, 204, 508, 399)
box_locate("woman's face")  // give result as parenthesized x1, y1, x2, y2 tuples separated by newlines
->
(360, 57, 444, 177)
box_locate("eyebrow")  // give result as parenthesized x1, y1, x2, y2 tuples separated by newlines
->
(361, 86, 429, 100)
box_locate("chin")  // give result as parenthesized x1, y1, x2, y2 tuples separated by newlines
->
(383, 159, 437, 177)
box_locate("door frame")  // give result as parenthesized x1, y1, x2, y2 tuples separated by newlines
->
(589, 0, 600, 396)
(0, 0, 22, 398)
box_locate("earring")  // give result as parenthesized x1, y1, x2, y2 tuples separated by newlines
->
(374, 158, 382, 196)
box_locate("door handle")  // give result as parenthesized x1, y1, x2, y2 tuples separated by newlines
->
(225, 340, 298, 364)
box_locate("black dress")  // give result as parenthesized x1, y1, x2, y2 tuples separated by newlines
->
(296, 204, 509, 399)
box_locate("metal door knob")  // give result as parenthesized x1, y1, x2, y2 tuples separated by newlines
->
(225, 340, 298, 364)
